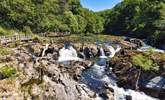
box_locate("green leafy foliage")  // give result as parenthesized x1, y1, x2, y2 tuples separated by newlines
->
(132, 51, 159, 71)
(0, 47, 12, 56)
(0, 0, 164, 48)
(0, 66, 16, 78)
(0, 27, 16, 36)
(0, 0, 104, 34)
(99, 0, 165, 47)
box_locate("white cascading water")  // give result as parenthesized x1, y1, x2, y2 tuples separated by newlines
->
(58, 45, 82, 62)
(58, 44, 158, 100)
(106, 45, 121, 58)
(91, 45, 157, 100)
(111, 84, 158, 100)
(99, 47, 107, 58)
(136, 42, 164, 53)
(42, 44, 49, 57)
(91, 47, 108, 78)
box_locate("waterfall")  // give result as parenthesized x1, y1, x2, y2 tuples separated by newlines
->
(41, 44, 49, 57)
(81, 44, 157, 100)
(57, 43, 158, 100)
(107, 45, 116, 58)
(115, 45, 121, 53)
(106, 45, 121, 58)
(58, 45, 82, 62)
(99, 47, 107, 58)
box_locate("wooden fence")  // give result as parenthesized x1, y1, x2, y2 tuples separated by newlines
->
(0, 35, 32, 44)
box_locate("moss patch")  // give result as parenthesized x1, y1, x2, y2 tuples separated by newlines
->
(131, 51, 159, 71)
(0, 65, 17, 78)
(0, 47, 12, 56)
(48, 34, 123, 43)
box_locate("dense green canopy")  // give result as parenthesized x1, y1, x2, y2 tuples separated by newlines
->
(0, 0, 103, 34)
(98, 0, 165, 47)
(0, 0, 164, 47)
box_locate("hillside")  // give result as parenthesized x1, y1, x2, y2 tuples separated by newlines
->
(0, 0, 164, 48)
(0, 0, 103, 34)
(98, 0, 165, 48)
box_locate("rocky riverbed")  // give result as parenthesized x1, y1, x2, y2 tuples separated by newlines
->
(0, 39, 164, 100)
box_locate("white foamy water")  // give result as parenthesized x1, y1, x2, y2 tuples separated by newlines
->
(42, 44, 49, 57)
(111, 85, 158, 100)
(92, 63, 158, 100)
(137, 43, 164, 53)
(99, 47, 107, 58)
(106, 45, 121, 58)
(58, 46, 82, 62)
(93, 47, 157, 100)
(58, 44, 158, 100)
(137, 46, 164, 53)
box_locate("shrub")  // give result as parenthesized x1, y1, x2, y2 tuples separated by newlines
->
(0, 66, 16, 78)
(32, 35, 42, 42)
(132, 53, 159, 71)
(0, 27, 7, 35)
(0, 48, 12, 56)
(23, 26, 33, 34)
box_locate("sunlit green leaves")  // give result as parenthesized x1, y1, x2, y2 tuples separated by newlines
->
(132, 52, 159, 71)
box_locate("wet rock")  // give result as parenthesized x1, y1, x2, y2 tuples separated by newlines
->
(89, 44, 98, 57)
(52, 52, 59, 60)
(83, 47, 92, 59)
(74, 43, 82, 52)
(99, 88, 114, 100)
(112, 62, 133, 75)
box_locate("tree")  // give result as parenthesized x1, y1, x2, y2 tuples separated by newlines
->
(64, 11, 78, 33)
(98, 0, 165, 47)
(75, 15, 87, 33)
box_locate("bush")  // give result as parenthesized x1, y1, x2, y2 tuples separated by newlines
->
(0, 66, 16, 78)
(0, 27, 7, 35)
(32, 35, 42, 42)
(132, 53, 159, 71)
(0, 48, 12, 56)
(0, 26, 23, 36)
(23, 26, 33, 34)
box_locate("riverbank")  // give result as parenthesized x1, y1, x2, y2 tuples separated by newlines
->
(0, 35, 164, 99)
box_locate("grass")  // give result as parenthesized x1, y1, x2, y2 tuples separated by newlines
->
(47, 34, 123, 43)
(0, 26, 25, 36)
(0, 47, 12, 56)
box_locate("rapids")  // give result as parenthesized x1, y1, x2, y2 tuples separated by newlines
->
(58, 43, 158, 100)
